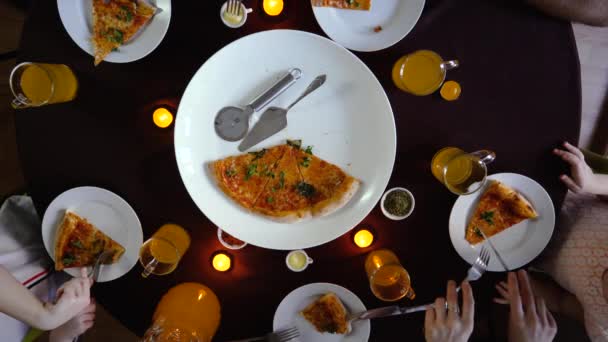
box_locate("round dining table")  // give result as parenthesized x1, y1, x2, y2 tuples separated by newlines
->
(15, 0, 580, 340)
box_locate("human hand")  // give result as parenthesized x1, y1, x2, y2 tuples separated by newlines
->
(494, 270, 557, 342)
(425, 280, 474, 342)
(49, 299, 96, 342)
(553, 141, 598, 194)
(41, 268, 92, 330)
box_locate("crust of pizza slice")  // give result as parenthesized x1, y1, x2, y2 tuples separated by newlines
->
(54, 211, 125, 271)
(252, 146, 312, 222)
(465, 180, 538, 245)
(301, 292, 349, 334)
(311, 0, 372, 10)
(92, 0, 156, 65)
(293, 146, 360, 218)
(210, 145, 287, 210)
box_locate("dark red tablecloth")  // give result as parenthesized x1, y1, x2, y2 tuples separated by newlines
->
(15, 0, 580, 340)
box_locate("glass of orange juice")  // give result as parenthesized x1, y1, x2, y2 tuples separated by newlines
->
(139, 224, 191, 278)
(143, 283, 221, 342)
(9, 62, 78, 109)
(431, 147, 496, 195)
(392, 50, 458, 96)
(365, 249, 415, 302)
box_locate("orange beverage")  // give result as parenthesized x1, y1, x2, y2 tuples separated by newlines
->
(392, 50, 458, 96)
(10, 62, 78, 108)
(139, 224, 191, 277)
(431, 148, 496, 195)
(143, 283, 221, 342)
(365, 249, 415, 302)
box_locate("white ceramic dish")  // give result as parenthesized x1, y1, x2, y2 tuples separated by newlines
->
(174, 30, 396, 250)
(449, 173, 555, 272)
(57, 0, 172, 64)
(380, 187, 415, 220)
(217, 228, 247, 250)
(273, 283, 370, 342)
(285, 250, 313, 272)
(312, 0, 425, 52)
(41, 186, 143, 282)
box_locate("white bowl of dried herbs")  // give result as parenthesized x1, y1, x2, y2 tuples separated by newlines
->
(381, 187, 415, 220)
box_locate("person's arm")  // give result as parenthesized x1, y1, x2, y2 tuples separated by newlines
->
(0, 266, 91, 331)
(425, 280, 474, 342)
(527, 0, 608, 26)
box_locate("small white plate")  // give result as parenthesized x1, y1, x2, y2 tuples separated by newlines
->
(273, 283, 370, 342)
(449, 173, 555, 272)
(41, 186, 143, 282)
(57, 0, 172, 64)
(312, 0, 425, 52)
(380, 187, 415, 220)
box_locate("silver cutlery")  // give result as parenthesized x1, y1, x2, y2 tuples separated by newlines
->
(348, 303, 431, 323)
(226, 326, 299, 342)
(238, 74, 326, 151)
(215, 68, 302, 142)
(89, 250, 113, 282)
(478, 228, 510, 271)
(457, 244, 491, 292)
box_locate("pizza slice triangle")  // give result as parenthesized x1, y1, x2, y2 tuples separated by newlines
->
(465, 180, 539, 245)
(252, 145, 311, 222)
(92, 0, 156, 65)
(301, 292, 349, 334)
(293, 144, 360, 217)
(54, 211, 125, 271)
(211, 145, 287, 210)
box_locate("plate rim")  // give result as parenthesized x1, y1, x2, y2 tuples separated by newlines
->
(41, 186, 143, 282)
(174, 29, 397, 250)
(448, 172, 556, 272)
(272, 282, 371, 341)
(56, 0, 172, 64)
(311, 0, 426, 52)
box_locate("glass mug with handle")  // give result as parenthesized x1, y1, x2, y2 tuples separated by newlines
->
(9, 62, 78, 109)
(392, 50, 459, 96)
(365, 249, 415, 302)
(431, 147, 496, 195)
(140, 224, 191, 278)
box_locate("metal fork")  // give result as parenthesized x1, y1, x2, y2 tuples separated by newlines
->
(227, 326, 299, 342)
(457, 244, 491, 292)
(226, 0, 243, 16)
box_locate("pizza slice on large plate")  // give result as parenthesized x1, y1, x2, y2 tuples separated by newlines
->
(252, 146, 312, 222)
(465, 180, 538, 245)
(311, 0, 372, 11)
(54, 211, 125, 271)
(92, 0, 156, 65)
(293, 144, 360, 217)
(211, 145, 287, 210)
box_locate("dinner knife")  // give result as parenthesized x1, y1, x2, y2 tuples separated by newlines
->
(348, 304, 431, 322)
(478, 228, 510, 272)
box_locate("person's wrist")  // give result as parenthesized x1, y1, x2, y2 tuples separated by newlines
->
(34, 302, 57, 331)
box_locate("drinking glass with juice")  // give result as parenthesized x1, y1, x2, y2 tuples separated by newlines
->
(139, 224, 191, 278)
(431, 147, 496, 195)
(365, 249, 415, 302)
(9, 62, 78, 108)
(392, 50, 458, 96)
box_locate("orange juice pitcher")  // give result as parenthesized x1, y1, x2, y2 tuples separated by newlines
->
(392, 50, 458, 96)
(365, 249, 415, 302)
(143, 283, 221, 342)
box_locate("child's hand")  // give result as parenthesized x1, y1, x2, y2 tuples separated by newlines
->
(49, 299, 96, 342)
(42, 268, 92, 329)
(553, 142, 598, 194)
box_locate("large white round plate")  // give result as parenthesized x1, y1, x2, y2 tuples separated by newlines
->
(174, 30, 396, 250)
(312, 0, 425, 52)
(41, 186, 143, 282)
(449, 173, 555, 272)
(273, 283, 370, 342)
(57, 0, 171, 63)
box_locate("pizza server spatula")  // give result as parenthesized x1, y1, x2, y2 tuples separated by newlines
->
(238, 74, 326, 151)
(214, 68, 302, 142)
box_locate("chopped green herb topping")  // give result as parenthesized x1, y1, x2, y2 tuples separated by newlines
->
(286, 139, 302, 149)
(384, 190, 412, 216)
(245, 163, 258, 180)
(249, 149, 267, 161)
(278, 171, 286, 189)
(301, 156, 311, 167)
(481, 211, 494, 225)
(70, 240, 84, 249)
(474, 227, 483, 237)
(267, 196, 274, 203)
(106, 28, 124, 44)
(225, 168, 237, 177)
(295, 182, 315, 198)
(305, 146, 313, 155)
(116, 5, 133, 22)
(62, 254, 76, 266)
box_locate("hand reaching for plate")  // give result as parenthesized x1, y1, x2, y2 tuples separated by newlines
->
(49, 298, 96, 342)
(43, 268, 92, 330)
(494, 270, 557, 342)
(424, 280, 474, 342)
(553, 141, 608, 195)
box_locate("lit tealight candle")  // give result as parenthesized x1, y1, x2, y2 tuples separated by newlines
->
(212, 252, 232, 272)
(263, 0, 284, 16)
(354, 229, 374, 248)
(153, 107, 174, 128)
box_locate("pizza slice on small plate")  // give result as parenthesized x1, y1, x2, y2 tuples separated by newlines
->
(92, 0, 157, 65)
(465, 180, 538, 245)
(55, 211, 125, 271)
(252, 145, 311, 222)
(294, 145, 360, 217)
(301, 292, 349, 334)
(211, 145, 287, 210)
